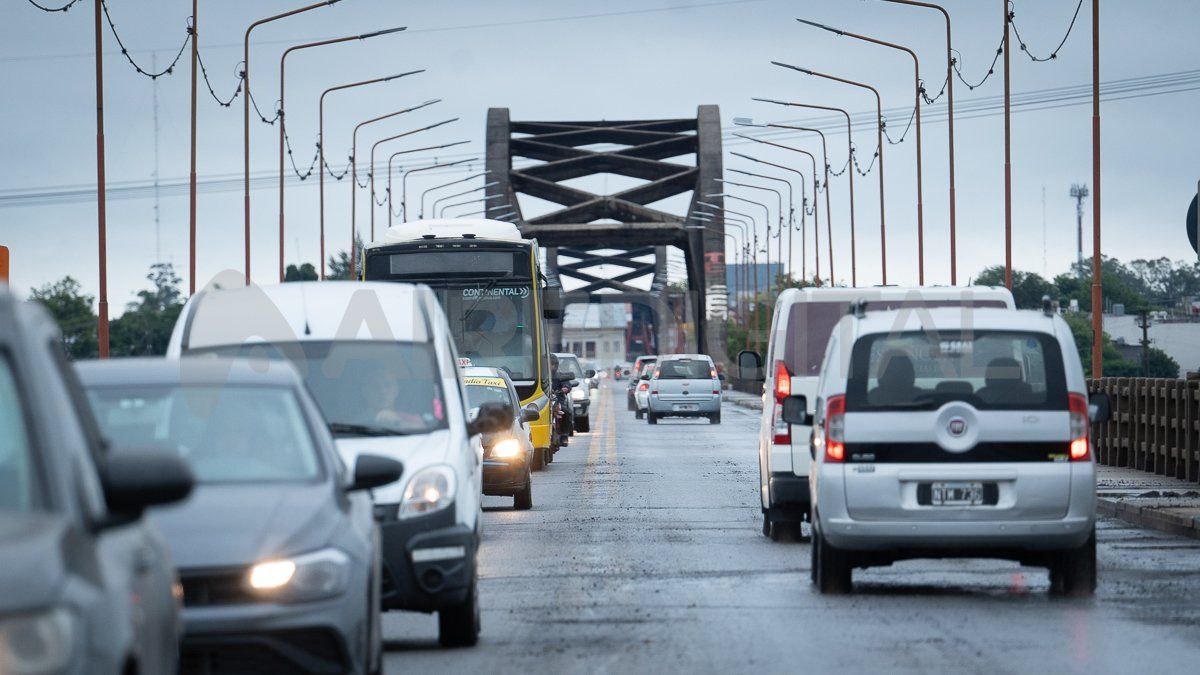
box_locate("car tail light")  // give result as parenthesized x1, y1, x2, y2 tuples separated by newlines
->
(637, 382, 649, 392)
(1068, 392, 1090, 461)
(710, 367, 718, 379)
(771, 360, 792, 445)
(821, 395, 846, 462)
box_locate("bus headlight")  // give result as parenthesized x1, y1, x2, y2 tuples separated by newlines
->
(399, 465, 457, 519)
(0, 608, 77, 675)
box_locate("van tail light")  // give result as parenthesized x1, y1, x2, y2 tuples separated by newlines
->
(772, 360, 792, 445)
(821, 395, 846, 462)
(637, 382, 649, 392)
(1068, 393, 1090, 461)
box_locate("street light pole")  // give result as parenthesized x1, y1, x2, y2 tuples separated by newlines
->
(419, 170, 490, 219)
(94, 0, 108, 357)
(318, 70, 421, 279)
(729, 153, 807, 283)
(1090, 0, 1103, 378)
(754, 100, 855, 287)
(880, 0, 957, 284)
(798, 19, 922, 285)
(278, 27, 405, 281)
(727, 168, 796, 282)
(718, 178, 783, 287)
(1003, 0, 1013, 290)
(709, 193, 773, 298)
(188, 0, 198, 295)
(369, 122, 461, 238)
(244, 0, 339, 285)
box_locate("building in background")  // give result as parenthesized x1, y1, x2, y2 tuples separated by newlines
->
(562, 303, 629, 370)
(726, 262, 782, 301)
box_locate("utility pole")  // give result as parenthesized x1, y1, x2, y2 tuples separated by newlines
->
(1070, 183, 1089, 270)
(1136, 309, 1151, 376)
(152, 51, 162, 264)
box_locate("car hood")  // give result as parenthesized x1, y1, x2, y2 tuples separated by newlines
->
(0, 513, 73, 612)
(335, 430, 451, 504)
(149, 483, 338, 570)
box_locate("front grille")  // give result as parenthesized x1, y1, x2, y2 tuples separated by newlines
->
(179, 569, 254, 607)
(180, 629, 348, 675)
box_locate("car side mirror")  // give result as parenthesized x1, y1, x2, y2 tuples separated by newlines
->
(468, 401, 512, 436)
(350, 454, 404, 491)
(97, 450, 194, 528)
(781, 395, 812, 426)
(737, 349, 764, 382)
(718, 372, 727, 381)
(522, 404, 540, 423)
(1088, 391, 1111, 423)
(585, 369, 596, 379)
(640, 373, 651, 381)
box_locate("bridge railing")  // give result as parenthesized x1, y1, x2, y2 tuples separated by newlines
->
(1089, 377, 1200, 484)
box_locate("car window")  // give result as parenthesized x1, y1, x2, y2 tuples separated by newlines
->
(0, 356, 40, 512)
(846, 330, 1067, 412)
(657, 359, 712, 380)
(464, 378, 513, 410)
(197, 341, 447, 436)
(559, 356, 584, 378)
(86, 384, 322, 484)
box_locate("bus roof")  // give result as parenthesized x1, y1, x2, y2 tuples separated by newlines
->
(373, 218, 524, 246)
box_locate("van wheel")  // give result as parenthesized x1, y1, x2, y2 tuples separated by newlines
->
(438, 568, 480, 647)
(1049, 529, 1096, 597)
(709, 411, 721, 424)
(575, 415, 590, 433)
(514, 472, 533, 510)
(647, 412, 658, 425)
(761, 510, 771, 537)
(813, 524, 852, 594)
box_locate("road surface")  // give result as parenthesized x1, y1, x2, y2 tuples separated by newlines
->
(383, 382, 1200, 673)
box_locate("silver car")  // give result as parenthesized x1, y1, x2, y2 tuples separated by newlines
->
(645, 354, 722, 424)
(794, 305, 1109, 596)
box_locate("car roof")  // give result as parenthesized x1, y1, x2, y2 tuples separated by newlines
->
(76, 356, 302, 388)
(371, 218, 523, 246)
(182, 281, 431, 349)
(848, 307, 1061, 337)
(659, 353, 711, 361)
(552, 352, 579, 359)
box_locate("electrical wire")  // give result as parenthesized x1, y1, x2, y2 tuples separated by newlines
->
(24, 0, 82, 12)
(100, 0, 190, 79)
(1010, 0, 1084, 63)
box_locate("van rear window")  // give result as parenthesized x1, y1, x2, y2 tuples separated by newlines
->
(845, 330, 1067, 412)
(783, 299, 1010, 376)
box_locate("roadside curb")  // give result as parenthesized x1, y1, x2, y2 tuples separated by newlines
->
(1097, 497, 1200, 540)
(723, 391, 763, 411)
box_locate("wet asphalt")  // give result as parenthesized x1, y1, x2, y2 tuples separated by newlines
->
(382, 382, 1200, 674)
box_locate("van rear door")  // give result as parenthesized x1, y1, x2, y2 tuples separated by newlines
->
(838, 329, 1075, 522)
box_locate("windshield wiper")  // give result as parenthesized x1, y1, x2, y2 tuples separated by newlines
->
(461, 273, 512, 326)
(329, 422, 411, 437)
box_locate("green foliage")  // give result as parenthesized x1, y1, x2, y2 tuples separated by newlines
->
(109, 263, 185, 357)
(1060, 312, 1180, 378)
(29, 276, 98, 359)
(973, 266, 1055, 309)
(284, 263, 318, 282)
(326, 235, 365, 281)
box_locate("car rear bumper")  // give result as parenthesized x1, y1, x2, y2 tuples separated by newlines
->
(179, 597, 361, 674)
(482, 457, 529, 495)
(375, 507, 476, 612)
(821, 515, 1095, 551)
(647, 397, 721, 415)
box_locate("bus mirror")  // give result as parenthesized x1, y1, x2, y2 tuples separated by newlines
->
(542, 288, 564, 319)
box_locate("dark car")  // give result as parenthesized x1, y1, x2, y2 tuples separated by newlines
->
(0, 289, 193, 675)
(463, 367, 539, 506)
(77, 357, 403, 675)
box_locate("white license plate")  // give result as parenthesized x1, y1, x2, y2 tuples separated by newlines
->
(673, 404, 698, 412)
(931, 482, 983, 506)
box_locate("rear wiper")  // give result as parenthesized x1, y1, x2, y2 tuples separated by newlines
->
(329, 422, 410, 437)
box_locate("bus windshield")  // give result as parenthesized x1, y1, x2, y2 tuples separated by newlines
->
(434, 283, 537, 382)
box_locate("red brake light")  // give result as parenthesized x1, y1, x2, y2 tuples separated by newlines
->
(637, 382, 649, 392)
(772, 361, 793, 445)
(1068, 393, 1090, 461)
(823, 395, 846, 462)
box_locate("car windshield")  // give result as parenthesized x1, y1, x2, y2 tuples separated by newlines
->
(558, 356, 584, 378)
(196, 341, 447, 436)
(0, 358, 39, 512)
(434, 285, 536, 382)
(464, 376, 512, 410)
(846, 330, 1067, 412)
(85, 384, 321, 484)
(658, 359, 711, 380)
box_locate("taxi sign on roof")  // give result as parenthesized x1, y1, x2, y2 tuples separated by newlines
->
(463, 376, 507, 388)
(457, 357, 473, 367)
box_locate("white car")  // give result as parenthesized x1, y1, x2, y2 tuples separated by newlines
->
(167, 277, 512, 646)
(790, 301, 1107, 595)
(645, 354, 722, 424)
(553, 352, 595, 432)
(742, 286, 1016, 541)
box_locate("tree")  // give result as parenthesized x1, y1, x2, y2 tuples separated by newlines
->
(973, 266, 1055, 309)
(1057, 256, 1151, 312)
(109, 263, 185, 357)
(327, 234, 365, 280)
(284, 263, 318, 282)
(29, 276, 98, 359)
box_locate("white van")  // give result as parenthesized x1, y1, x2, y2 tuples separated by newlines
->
(788, 303, 1106, 595)
(167, 276, 512, 647)
(740, 286, 1015, 541)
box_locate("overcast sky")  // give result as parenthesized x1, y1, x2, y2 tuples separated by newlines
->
(2, 0, 1198, 311)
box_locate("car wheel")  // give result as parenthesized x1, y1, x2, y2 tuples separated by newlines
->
(367, 580, 383, 675)
(762, 510, 771, 537)
(809, 529, 818, 584)
(437, 567, 480, 647)
(813, 522, 852, 594)
(575, 415, 590, 433)
(1049, 528, 1096, 598)
(635, 408, 644, 419)
(709, 411, 721, 424)
(514, 472, 533, 510)
(647, 412, 658, 425)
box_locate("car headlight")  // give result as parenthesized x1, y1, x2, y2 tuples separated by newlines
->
(247, 548, 351, 603)
(399, 465, 456, 519)
(0, 608, 77, 675)
(490, 438, 522, 459)
(571, 388, 585, 401)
